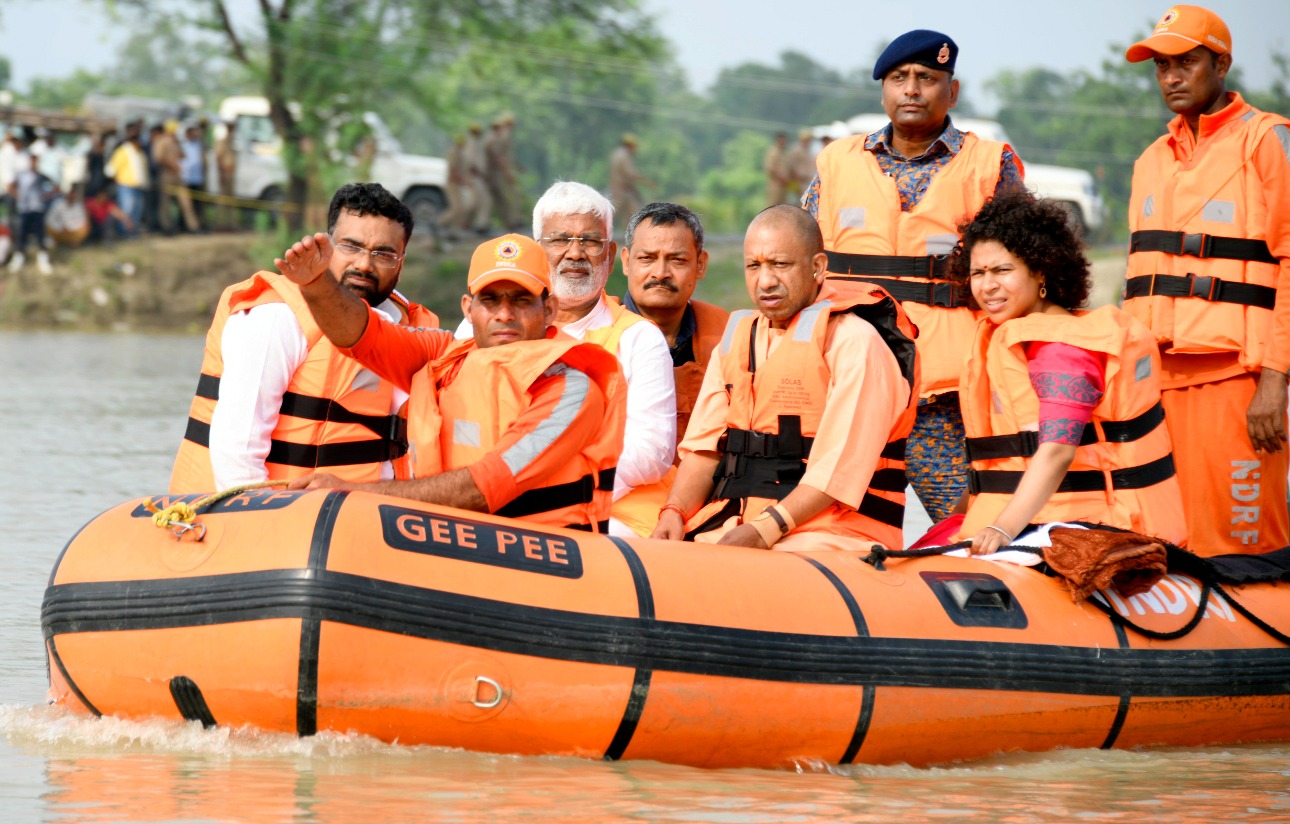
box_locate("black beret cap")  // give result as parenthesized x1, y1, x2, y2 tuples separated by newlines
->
(873, 30, 959, 80)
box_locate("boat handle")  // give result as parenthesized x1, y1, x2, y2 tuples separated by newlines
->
(472, 675, 503, 709)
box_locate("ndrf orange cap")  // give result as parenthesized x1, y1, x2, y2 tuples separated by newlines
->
(467, 234, 551, 296)
(1126, 5, 1231, 63)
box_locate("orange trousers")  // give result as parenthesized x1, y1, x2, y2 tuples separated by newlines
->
(1161, 374, 1289, 555)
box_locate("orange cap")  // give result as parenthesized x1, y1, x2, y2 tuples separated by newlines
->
(467, 234, 551, 295)
(1126, 5, 1231, 63)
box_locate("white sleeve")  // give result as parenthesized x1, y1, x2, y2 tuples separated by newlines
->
(208, 303, 309, 488)
(612, 320, 677, 498)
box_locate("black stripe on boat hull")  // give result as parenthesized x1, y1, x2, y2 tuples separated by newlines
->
(299, 490, 347, 736)
(40, 568, 1290, 698)
(603, 537, 655, 761)
(1100, 620, 1133, 749)
(800, 557, 875, 764)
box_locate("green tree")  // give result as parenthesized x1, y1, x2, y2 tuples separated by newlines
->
(104, 0, 666, 231)
(991, 40, 1171, 241)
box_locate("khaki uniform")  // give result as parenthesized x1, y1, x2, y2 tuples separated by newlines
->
(215, 133, 236, 230)
(763, 141, 791, 206)
(785, 139, 816, 203)
(609, 144, 644, 222)
(484, 126, 521, 230)
(152, 131, 199, 233)
(438, 139, 473, 234)
(461, 131, 491, 233)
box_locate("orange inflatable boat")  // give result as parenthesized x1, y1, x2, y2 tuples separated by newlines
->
(42, 488, 1290, 769)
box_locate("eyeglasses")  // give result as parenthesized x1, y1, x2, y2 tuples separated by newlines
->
(540, 234, 607, 255)
(332, 239, 405, 270)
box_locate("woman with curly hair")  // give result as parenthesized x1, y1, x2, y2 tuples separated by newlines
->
(947, 190, 1187, 554)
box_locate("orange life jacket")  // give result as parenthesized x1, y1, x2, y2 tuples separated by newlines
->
(1124, 95, 1289, 370)
(693, 284, 919, 549)
(584, 295, 678, 537)
(814, 130, 1017, 397)
(958, 307, 1188, 546)
(169, 272, 439, 493)
(674, 299, 730, 449)
(405, 336, 624, 532)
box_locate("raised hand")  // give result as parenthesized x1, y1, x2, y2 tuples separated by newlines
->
(275, 232, 334, 287)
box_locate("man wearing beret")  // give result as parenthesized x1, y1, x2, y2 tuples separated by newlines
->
(1123, 5, 1290, 555)
(802, 29, 1025, 525)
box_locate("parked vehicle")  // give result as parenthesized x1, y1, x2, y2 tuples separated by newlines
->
(216, 96, 449, 234)
(811, 114, 1105, 235)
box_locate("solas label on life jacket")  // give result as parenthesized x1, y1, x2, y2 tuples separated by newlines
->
(379, 504, 584, 578)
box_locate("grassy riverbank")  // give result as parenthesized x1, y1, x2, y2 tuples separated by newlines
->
(0, 231, 1128, 333)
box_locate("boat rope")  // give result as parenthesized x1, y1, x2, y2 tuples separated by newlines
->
(1211, 581, 1290, 646)
(860, 540, 989, 570)
(867, 535, 1289, 645)
(1085, 579, 1214, 641)
(145, 480, 290, 539)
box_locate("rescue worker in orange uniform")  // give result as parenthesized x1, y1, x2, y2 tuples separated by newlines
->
(946, 191, 1187, 554)
(169, 183, 438, 494)
(653, 205, 918, 552)
(1124, 5, 1290, 555)
(803, 29, 1026, 525)
(620, 202, 730, 453)
(279, 232, 624, 532)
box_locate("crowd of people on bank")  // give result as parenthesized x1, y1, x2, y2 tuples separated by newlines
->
(168, 5, 1289, 560)
(0, 116, 240, 273)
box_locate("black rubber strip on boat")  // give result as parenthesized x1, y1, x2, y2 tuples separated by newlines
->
(298, 490, 348, 736)
(41, 568, 1290, 698)
(169, 675, 217, 728)
(602, 536, 655, 761)
(42, 518, 104, 718)
(44, 635, 102, 717)
(1100, 620, 1133, 749)
(800, 557, 875, 764)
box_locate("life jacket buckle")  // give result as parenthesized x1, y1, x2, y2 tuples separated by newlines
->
(1181, 232, 1212, 258)
(1188, 275, 1221, 301)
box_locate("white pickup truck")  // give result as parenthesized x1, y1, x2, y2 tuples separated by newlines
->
(811, 114, 1105, 235)
(217, 96, 449, 234)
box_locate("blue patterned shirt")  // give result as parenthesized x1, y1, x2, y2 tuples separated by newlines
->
(802, 118, 1024, 217)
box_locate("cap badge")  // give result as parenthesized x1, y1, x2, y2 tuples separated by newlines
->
(496, 240, 520, 262)
(937, 43, 950, 64)
(1157, 8, 1179, 29)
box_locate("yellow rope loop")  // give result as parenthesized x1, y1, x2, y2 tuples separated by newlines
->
(151, 500, 199, 528)
(147, 480, 292, 532)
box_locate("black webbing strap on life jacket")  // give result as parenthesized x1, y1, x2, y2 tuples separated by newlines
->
(185, 373, 410, 467)
(828, 273, 972, 308)
(266, 437, 407, 468)
(182, 417, 407, 468)
(967, 453, 1177, 496)
(826, 251, 952, 279)
(494, 468, 615, 521)
(1129, 230, 1277, 264)
(965, 401, 1166, 462)
(710, 418, 907, 529)
(1123, 274, 1276, 309)
(1126, 230, 1278, 309)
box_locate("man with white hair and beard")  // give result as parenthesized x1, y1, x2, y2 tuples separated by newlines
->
(458, 181, 676, 537)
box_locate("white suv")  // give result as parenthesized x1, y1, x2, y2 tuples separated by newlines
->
(217, 96, 449, 234)
(811, 114, 1105, 235)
